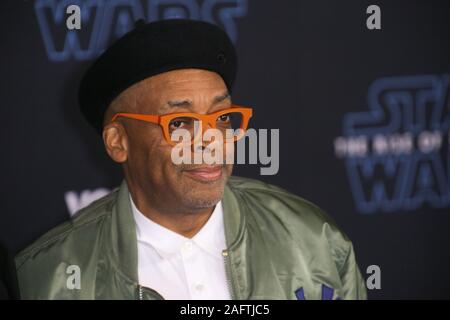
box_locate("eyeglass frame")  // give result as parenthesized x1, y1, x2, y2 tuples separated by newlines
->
(110, 105, 253, 146)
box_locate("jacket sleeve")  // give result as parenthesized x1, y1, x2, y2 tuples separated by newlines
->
(339, 243, 367, 300)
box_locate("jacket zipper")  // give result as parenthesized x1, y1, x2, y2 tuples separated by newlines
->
(137, 253, 235, 300)
(137, 284, 165, 300)
(222, 249, 236, 300)
(138, 285, 143, 300)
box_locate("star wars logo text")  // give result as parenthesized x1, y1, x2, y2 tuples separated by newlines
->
(35, 0, 247, 62)
(334, 74, 450, 214)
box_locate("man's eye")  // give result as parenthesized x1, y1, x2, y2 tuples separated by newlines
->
(169, 117, 193, 130)
(170, 120, 185, 128)
(218, 114, 232, 122)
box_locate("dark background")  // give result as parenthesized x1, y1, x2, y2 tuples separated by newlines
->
(1, 0, 449, 299)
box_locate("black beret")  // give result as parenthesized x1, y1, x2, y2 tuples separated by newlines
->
(78, 19, 238, 134)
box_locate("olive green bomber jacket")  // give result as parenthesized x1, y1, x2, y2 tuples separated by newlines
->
(15, 176, 367, 300)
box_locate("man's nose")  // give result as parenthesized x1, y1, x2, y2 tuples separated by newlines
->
(192, 120, 217, 152)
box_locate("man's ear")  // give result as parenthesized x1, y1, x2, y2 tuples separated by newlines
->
(103, 122, 128, 163)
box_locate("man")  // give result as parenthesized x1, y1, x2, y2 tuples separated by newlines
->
(15, 19, 367, 300)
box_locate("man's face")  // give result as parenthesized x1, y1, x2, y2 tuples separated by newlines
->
(103, 69, 234, 214)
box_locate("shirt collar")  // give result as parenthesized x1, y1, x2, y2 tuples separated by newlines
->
(130, 193, 226, 259)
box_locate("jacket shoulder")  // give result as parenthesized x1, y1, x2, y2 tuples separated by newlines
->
(15, 188, 118, 269)
(227, 176, 352, 270)
(227, 176, 335, 222)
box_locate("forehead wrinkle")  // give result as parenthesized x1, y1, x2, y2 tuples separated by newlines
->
(119, 70, 228, 114)
(121, 78, 160, 113)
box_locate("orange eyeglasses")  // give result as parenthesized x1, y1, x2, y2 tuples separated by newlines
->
(110, 105, 253, 145)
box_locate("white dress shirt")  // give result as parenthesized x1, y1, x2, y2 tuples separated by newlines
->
(130, 194, 231, 300)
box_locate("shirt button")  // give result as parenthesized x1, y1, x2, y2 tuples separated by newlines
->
(184, 241, 193, 251)
(195, 283, 204, 291)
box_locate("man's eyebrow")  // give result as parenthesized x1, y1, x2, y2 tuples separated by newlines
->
(167, 99, 193, 108)
(213, 92, 231, 104)
(166, 92, 231, 108)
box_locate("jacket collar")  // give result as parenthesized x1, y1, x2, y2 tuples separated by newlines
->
(107, 180, 139, 283)
(222, 182, 246, 251)
(107, 179, 246, 285)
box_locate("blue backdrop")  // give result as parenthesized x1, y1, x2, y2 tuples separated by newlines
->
(1, 0, 449, 299)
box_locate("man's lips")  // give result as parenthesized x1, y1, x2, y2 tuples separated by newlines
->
(182, 165, 223, 181)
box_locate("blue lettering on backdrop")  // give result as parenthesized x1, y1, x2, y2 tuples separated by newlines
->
(35, 0, 248, 62)
(338, 74, 450, 214)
